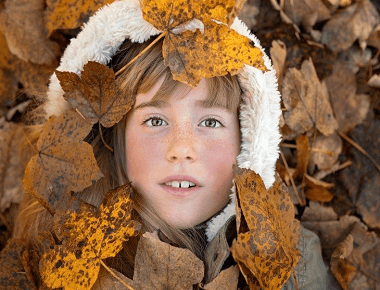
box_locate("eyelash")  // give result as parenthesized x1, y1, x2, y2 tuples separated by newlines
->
(142, 115, 224, 128)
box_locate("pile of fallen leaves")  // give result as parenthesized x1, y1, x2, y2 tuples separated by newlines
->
(0, 0, 380, 289)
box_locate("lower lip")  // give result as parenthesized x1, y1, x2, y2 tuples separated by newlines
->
(160, 184, 201, 197)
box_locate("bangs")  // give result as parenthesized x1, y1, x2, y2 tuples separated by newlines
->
(113, 36, 242, 114)
(149, 73, 242, 114)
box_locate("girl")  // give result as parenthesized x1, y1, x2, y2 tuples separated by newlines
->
(3, 0, 326, 289)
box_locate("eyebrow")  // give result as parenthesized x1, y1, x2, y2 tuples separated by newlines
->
(132, 99, 229, 112)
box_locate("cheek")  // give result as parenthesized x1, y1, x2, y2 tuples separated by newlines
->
(125, 130, 163, 182)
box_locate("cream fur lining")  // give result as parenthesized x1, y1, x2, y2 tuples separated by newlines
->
(42, 0, 282, 242)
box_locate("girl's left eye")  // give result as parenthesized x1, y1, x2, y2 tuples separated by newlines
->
(142, 116, 223, 128)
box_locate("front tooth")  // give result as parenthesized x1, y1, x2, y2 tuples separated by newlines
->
(172, 181, 180, 188)
(181, 181, 190, 188)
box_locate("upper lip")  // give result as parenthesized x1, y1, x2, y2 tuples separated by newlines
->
(160, 175, 202, 186)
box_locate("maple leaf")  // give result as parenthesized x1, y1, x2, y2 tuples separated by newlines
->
(141, 0, 267, 87)
(23, 109, 103, 214)
(56, 61, 135, 128)
(282, 58, 338, 136)
(39, 183, 141, 290)
(45, 0, 117, 36)
(230, 165, 301, 290)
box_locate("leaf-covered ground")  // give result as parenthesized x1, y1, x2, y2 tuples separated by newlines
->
(0, 0, 380, 289)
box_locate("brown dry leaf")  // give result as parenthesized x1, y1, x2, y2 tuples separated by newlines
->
(39, 184, 141, 290)
(304, 174, 334, 202)
(56, 61, 135, 128)
(325, 61, 370, 133)
(45, 0, 116, 36)
(301, 201, 338, 222)
(356, 175, 380, 229)
(302, 215, 360, 258)
(0, 239, 37, 289)
(283, 0, 331, 26)
(368, 74, 380, 88)
(270, 40, 287, 89)
(309, 133, 342, 171)
(282, 58, 338, 136)
(118, 231, 204, 290)
(0, 0, 59, 65)
(0, 122, 35, 212)
(23, 109, 103, 214)
(230, 166, 300, 290)
(202, 265, 239, 290)
(332, 234, 354, 259)
(330, 222, 380, 290)
(321, 0, 380, 52)
(295, 134, 310, 179)
(141, 0, 267, 87)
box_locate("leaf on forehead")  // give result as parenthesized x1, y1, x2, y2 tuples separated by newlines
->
(141, 0, 266, 87)
(23, 110, 103, 214)
(115, 231, 204, 290)
(56, 61, 135, 128)
(163, 20, 266, 86)
(142, 0, 246, 30)
(230, 165, 301, 290)
(39, 183, 141, 290)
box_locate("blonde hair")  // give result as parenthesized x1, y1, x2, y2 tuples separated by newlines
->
(14, 36, 242, 277)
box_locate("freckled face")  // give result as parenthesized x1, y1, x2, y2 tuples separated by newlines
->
(124, 78, 241, 229)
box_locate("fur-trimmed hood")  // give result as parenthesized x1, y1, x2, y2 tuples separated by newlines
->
(43, 0, 282, 242)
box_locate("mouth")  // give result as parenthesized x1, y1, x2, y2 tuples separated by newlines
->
(160, 184, 201, 198)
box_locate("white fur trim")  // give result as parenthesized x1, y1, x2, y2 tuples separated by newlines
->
(44, 0, 160, 117)
(43, 1, 282, 242)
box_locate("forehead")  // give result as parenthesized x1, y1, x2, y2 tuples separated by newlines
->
(133, 77, 230, 113)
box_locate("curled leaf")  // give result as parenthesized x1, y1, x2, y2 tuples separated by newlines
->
(39, 184, 141, 290)
(230, 166, 300, 290)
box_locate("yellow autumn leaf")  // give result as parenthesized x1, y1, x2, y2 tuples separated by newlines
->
(142, 0, 245, 29)
(45, 0, 116, 36)
(230, 165, 301, 290)
(39, 183, 141, 290)
(163, 20, 266, 86)
(141, 0, 267, 86)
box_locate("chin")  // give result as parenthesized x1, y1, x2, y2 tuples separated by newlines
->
(164, 213, 205, 229)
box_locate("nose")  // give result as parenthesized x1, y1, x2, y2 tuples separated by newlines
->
(165, 125, 198, 162)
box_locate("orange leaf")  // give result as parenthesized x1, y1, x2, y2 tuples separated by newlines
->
(163, 20, 266, 86)
(39, 184, 141, 290)
(56, 61, 135, 128)
(141, 0, 267, 86)
(23, 110, 103, 214)
(45, 0, 116, 36)
(230, 165, 301, 290)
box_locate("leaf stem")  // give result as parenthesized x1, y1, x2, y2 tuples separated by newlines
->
(115, 31, 168, 76)
(280, 149, 305, 206)
(99, 123, 114, 153)
(100, 260, 136, 290)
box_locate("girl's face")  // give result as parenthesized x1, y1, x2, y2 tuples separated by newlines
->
(125, 77, 241, 229)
